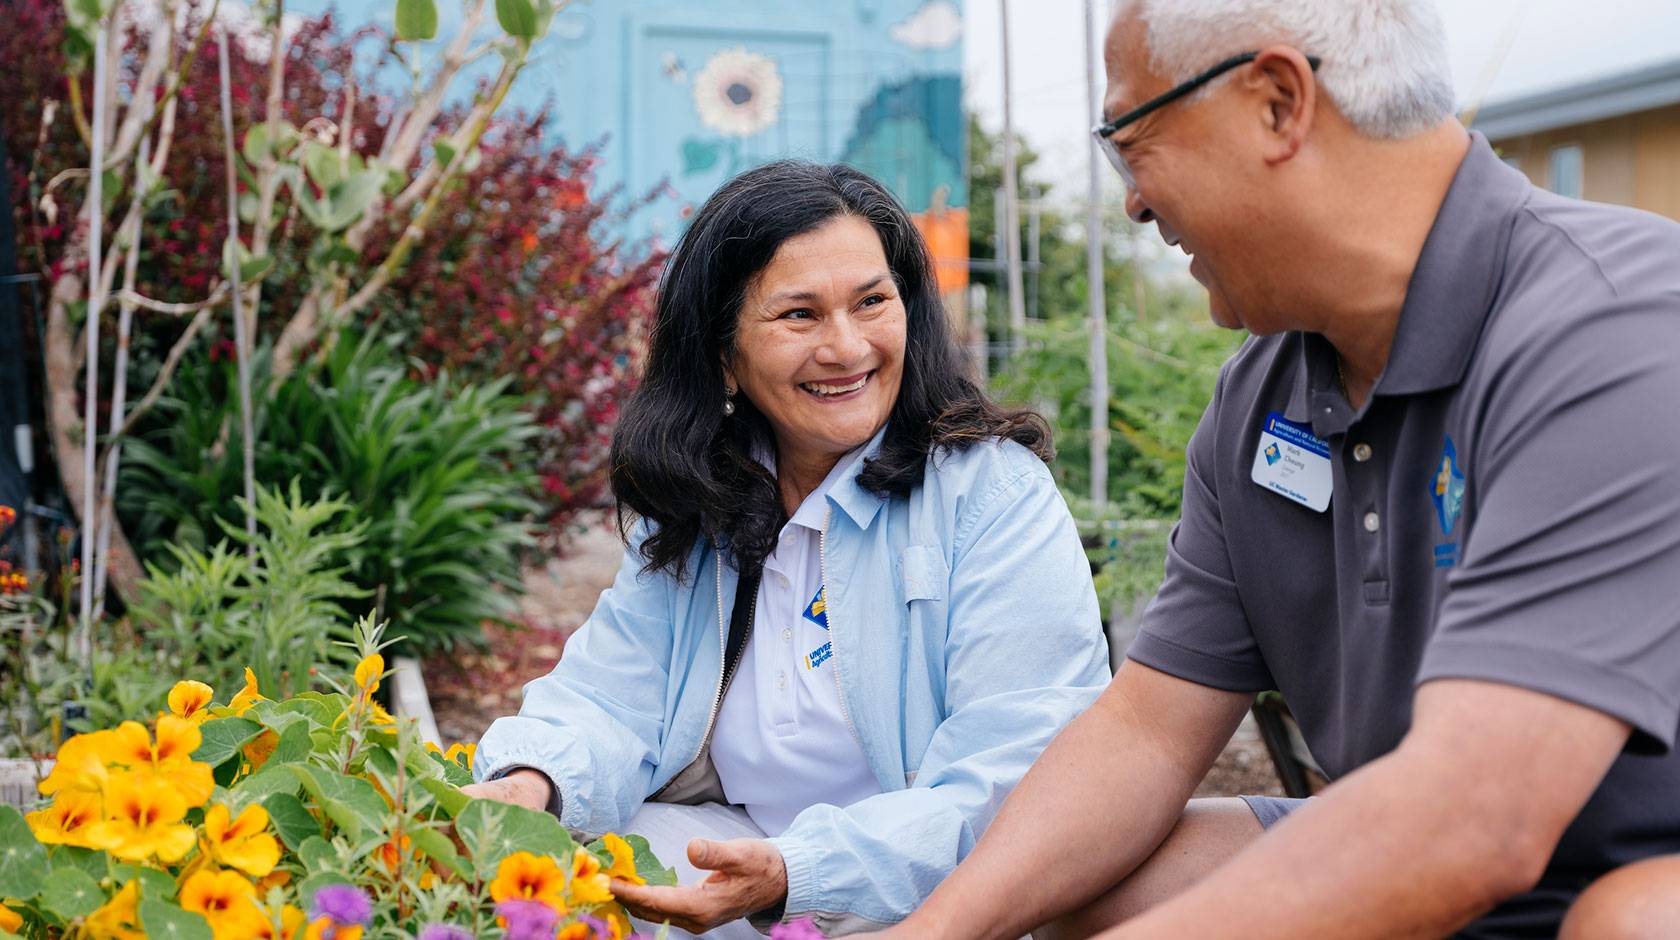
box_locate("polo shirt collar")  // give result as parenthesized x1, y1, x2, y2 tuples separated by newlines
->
(756, 425, 889, 533)
(1284, 132, 1529, 426)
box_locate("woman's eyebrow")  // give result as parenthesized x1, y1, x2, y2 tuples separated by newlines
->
(765, 273, 891, 305)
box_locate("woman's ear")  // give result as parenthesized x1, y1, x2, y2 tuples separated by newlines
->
(721, 361, 737, 393)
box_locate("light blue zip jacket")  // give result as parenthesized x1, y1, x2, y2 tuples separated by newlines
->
(475, 437, 1110, 933)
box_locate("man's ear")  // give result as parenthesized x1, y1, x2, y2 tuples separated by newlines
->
(1245, 45, 1316, 165)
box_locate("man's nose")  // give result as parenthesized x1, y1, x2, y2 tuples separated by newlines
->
(1125, 184, 1154, 224)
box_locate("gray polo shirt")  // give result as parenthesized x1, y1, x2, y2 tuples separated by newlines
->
(1129, 133, 1680, 934)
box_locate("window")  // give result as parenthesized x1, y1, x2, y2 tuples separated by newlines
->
(1548, 145, 1584, 199)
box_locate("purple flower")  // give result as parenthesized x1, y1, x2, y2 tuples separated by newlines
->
(311, 884, 373, 926)
(418, 925, 474, 940)
(769, 918, 826, 940)
(495, 899, 559, 940)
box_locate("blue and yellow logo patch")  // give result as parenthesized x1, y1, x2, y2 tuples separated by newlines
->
(802, 586, 828, 630)
(1431, 435, 1467, 567)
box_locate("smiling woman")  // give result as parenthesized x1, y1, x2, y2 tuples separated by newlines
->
(465, 161, 1112, 938)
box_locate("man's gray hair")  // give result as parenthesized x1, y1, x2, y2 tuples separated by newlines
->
(1120, 0, 1457, 139)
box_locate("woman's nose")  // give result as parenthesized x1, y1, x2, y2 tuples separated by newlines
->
(816, 312, 870, 364)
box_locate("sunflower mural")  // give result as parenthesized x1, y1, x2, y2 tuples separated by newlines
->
(681, 47, 787, 177)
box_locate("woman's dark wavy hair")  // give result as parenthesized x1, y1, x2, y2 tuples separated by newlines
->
(610, 160, 1051, 580)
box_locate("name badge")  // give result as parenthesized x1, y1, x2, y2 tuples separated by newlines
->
(1251, 412, 1332, 512)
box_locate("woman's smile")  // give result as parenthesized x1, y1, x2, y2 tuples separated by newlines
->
(799, 370, 873, 401)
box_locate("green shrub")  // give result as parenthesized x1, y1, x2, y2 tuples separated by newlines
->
(117, 336, 538, 654)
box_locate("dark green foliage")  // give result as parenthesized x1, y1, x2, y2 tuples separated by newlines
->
(117, 337, 538, 655)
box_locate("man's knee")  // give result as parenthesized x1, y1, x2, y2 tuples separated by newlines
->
(1034, 798, 1263, 940)
(1560, 855, 1680, 940)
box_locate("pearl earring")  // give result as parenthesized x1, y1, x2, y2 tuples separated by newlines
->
(723, 387, 737, 417)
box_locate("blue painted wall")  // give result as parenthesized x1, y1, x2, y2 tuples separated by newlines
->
(293, 0, 965, 246)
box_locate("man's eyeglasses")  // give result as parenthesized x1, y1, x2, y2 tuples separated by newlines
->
(1091, 51, 1322, 189)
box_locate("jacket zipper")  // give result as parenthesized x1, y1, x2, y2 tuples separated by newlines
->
(819, 506, 863, 746)
(682, 550, 748, 775)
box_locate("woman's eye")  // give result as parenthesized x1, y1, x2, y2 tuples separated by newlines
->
(860, 294, 886, 308)
(781, 308, 814, 321)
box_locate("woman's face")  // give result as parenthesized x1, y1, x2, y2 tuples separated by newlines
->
(728, 214, 907, 468)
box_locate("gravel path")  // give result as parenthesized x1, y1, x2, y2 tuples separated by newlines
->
(427, 511, 1283, 798)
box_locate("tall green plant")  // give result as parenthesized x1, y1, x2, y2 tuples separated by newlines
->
(130, 481, 368, 698)
(117, 338, 538, 654)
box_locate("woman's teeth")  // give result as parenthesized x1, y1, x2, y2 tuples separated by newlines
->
(802, 375, 868, 396)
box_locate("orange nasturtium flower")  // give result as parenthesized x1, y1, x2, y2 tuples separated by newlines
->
(85, 772, 197, 863)
(0, 901, 23, 934)
(180, 869, 268, 940)
(567, 847, 614, 906)
(253, 903, 308, 940)
(168, 680, 215, 723)
(303, 917, 363, 940)
(600, 833, 646, 886)
(244, 728, 281, 770)
(490, 851, 569, 914)
(229, 667, 266, 716)
(85, 880, 145, 940)
(26, 789, 103, 847)
(202, 802, 282, 877)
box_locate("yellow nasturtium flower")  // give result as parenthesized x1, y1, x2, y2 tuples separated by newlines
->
(0, 901, 22, 933)
(567, 846, 614, 906)
(202, 802, 282, 877)
(304, 917, 363, 940)
(229, 667, 266, 716)
(490, 850, 569, 914)
(180, 869, 268, 940)
(25, 789, 102, 847)
(354, 653, 384, 696)
(85, 772, 197, 863)
(600, 833, 646, 886)
(243, 728, 280, 770)
(168, 680, 215, 723)
(85, 880, 145, 940)
(102, 716, 213, 807)
(254, 903, 308, 940)
(37, 730, 113, 797)
(444, 742, 476, 769)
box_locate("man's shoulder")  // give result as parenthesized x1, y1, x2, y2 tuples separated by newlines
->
(1503, 193, 1680, 311)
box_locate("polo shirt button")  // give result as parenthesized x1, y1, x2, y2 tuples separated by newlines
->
(778, 574, 790, 587)
(782, 628, 793, 642)
(1353, 443, 1373, 462)
(1363, 511, 1381, 533)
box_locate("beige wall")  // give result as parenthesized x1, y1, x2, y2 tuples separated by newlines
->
(1490, 103, 1680, 221)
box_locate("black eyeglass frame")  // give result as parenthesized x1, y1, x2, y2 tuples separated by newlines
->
(1091, 50, 1323, 150)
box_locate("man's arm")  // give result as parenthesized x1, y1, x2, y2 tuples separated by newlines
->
(873, 660, 1251, 940)
(1103, 678, 1630, 939)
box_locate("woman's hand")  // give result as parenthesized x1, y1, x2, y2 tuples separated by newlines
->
(459, 767, 554, 811)
(610, 837, 788, 934)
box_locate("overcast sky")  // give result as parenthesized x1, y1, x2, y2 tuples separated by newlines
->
(965, 0, 1680, 201)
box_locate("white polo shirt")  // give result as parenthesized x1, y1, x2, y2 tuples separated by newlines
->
(709, 444, 883, 836)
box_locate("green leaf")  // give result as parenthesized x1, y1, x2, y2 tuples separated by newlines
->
(408, 824, 471, 879)
(626, 833, 678, 887)
(232, 764, 301, 803)
(321, 170, 385, 231)
(242, 124, 271, 164)
(289, 765, 386, 842)
(303, 140, 342, 191)
(297, 836, 338, 874)
(271, 719, 313, 765)
(49, 845, 107, 882)
(432, 139, 457, 168)
(418, 777, 470, 818)
(113, 864, 177, 901)
(454, 798, 575, 878)
(193, 716, 265, 767)
(495, 0, 537, 37)
(262, 792, 321, 851)
(41, 867, 104, 920)
(0, 806, 48, 898)
(139, 899, 213, 940)
(394, 0, 438, 41)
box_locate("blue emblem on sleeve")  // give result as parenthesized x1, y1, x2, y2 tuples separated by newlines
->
(1431, 436, 1466, 536)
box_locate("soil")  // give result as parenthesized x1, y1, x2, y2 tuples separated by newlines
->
(425, 511, 1286, 798)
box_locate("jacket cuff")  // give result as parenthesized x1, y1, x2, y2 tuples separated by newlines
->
(768, 834, 824, 919)
(490, 764, 564, 819)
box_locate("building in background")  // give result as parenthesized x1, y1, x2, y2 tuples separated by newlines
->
(1473, 57, 1680, 221)
(289, 0, 970, 305)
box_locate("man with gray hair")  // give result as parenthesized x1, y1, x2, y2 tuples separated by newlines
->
(863, 0, 1680, 937)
